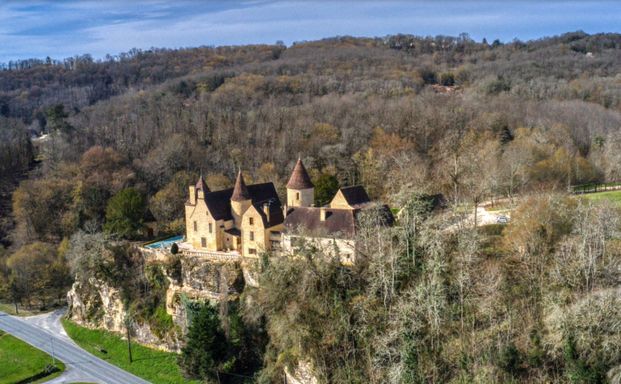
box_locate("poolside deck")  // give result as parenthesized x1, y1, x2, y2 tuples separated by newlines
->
(139, 238, 242, 264)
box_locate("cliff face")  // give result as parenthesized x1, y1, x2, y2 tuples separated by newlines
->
(67, 277, 183, 351)
(66, 252, 245, 352)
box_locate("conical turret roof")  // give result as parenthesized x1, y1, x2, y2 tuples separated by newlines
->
(287, 158, 314, 189)
(195, 174, 210, 194)
(231, 170, 250, 201)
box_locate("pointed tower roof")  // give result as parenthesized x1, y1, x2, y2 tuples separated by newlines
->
(231, 170, 250, 201)
(195, 174, 210, 194)
(287, 158, 314, 189)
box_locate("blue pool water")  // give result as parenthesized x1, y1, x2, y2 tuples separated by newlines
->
(144, 235, 184, 249)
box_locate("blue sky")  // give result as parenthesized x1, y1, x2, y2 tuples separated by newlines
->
(1, 1, 621, 63)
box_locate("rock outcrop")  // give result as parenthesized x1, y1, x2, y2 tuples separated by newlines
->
(66, 250, 245, 352)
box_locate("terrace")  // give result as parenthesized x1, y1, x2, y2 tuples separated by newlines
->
(140, 235, 241, 263)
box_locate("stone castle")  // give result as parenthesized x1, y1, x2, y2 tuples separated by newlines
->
(68, 159, 394, 355)
(183, 158, 393, 264)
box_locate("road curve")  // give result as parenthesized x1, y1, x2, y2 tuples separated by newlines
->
(0, 310, 151, 384)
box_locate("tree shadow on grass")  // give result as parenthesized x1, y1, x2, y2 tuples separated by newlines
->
(131, 354, 176, 363)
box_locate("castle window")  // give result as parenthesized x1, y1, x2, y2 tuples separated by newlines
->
(249, 217, 254, 225)
(193, 221, 197, 232)
(249, 231, 254, 241)
(248, 248, 257, 255)
(209, 223, 212, 233)
(296, 192, 300, 200)
(201, 237, 206, 247)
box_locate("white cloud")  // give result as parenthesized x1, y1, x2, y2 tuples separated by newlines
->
(1, 0, 621, 62)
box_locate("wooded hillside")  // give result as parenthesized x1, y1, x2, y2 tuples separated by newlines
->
(1, 31, 621, 383)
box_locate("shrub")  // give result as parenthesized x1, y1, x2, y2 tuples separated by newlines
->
(498, 343, 522, 376)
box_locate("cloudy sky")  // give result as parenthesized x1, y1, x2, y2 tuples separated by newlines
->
(2, 0, 621, 62)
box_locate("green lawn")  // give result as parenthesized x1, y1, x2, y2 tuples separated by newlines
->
(62, 319, 200, 384)
(0, 330, 65, 384)
(0, 302, 49, 317)
(580, 190, 621, 207)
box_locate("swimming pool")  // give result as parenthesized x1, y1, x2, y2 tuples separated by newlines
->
(144, 235, 184, 249)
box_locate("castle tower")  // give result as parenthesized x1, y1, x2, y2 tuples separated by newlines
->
(231, 170, 251, 227)
(286, 158, 314, 207)
(189, 174, 210, 204)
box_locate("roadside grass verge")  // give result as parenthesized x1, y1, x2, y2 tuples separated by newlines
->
(0, 302, 50, 317)
(0, 330, 65, 384)
(579, 190, 621, 207)
(62, 319, 200, 384)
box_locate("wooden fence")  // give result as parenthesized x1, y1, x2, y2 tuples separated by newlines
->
(571, 181, 621, 194)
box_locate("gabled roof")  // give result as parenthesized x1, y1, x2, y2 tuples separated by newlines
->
(284, 207, 357, 238)
(340, 186, 371, 206)
(284, 204, 394, 239)
(231, 171, 250, 201)
(333, 185, 371, 208)
(203, 188, 234, 220)
(286, 158, 314, 190)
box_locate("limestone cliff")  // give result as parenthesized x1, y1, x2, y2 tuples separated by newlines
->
(66, 251, 245, 352)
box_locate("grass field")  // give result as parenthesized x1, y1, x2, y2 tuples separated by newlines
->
(580, 190, 621, 207)
(0, 330, 65, 384)
(62, 319, 200, 384)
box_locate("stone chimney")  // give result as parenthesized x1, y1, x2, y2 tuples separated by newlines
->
(320, 207, 328, 221)
(189, 185, 196, 205)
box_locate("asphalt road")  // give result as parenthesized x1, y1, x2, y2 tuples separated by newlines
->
(0, 310, 151, 384)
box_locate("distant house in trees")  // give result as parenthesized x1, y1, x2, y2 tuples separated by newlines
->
(181, 158, 393, 263)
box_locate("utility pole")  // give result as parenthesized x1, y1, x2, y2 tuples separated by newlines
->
(50, 336, 56, 367)
(126, 324, 133, 363)
(125, 315, 133, 363)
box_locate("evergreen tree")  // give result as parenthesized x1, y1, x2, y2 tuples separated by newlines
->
(104, 188, 146, 239)
(179, 303, 227, 380)
(314, 173, 339, 206)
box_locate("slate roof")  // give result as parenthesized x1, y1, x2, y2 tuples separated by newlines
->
(286, 158, 314, 189)
(284, 204, 394, 239)
(284, 207, 357, 238)
(195, 182, 284, 227)
(338, 185, 371, 207)
(231, 171, 251, 201)
(255, 201, 285, 228)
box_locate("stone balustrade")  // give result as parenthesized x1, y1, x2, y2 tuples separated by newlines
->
(181, 248, 241, 262)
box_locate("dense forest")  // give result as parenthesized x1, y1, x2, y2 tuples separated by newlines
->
(1, 31, 621, 383)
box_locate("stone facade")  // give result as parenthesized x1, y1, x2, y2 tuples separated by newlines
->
(184, 171, 284, 258)
(184, 159, 392, 262)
